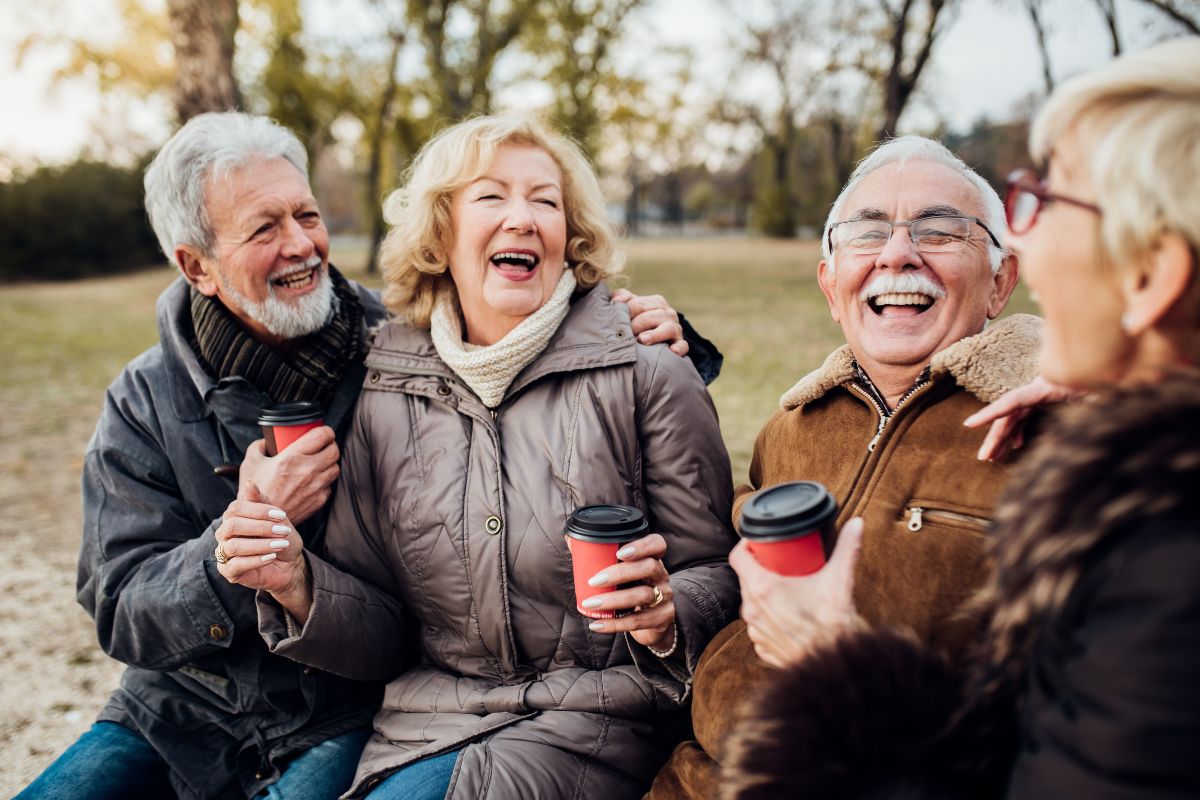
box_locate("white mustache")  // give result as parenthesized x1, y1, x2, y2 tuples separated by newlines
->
(859, 272, 946, 302)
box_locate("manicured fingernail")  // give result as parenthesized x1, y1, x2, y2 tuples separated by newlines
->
(588, 572, 609, 587)
(260, 553, 277, 562)
(638, 333, 651, 343)
(272, 524, 290, 535)
(581, 597, 602, 609)
(589, 621, 606, 631)
(616, 546, 636, 559)
(268, 509, 286, 520)
(270, 540, 289, 549)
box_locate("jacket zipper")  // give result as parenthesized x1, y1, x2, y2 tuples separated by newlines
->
(906, 506, 992, 532)
(849, 377, 930, 453)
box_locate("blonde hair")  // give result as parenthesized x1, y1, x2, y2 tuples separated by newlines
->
(1031, 36, 1200, 271)
(379, 114, 623, 326)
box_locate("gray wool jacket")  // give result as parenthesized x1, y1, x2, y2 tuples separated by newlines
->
(77, 276, 387, 800)
(259, 284, 740, 799)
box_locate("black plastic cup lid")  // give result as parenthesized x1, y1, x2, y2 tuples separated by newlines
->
(258, 400, 324, 427)
(739, 481, 838, 541)
(565, 504, 649, 543)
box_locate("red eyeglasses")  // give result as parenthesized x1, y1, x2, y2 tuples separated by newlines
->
(1005, 169, 1102, 234)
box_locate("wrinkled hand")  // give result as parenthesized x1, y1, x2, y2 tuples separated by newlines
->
(238, 426, 340, 523)
(729, 518, 864, 668)
(578, 533, 677, 652)
(963, 376, 1081, 462)
(214, 482, 312, 620)
(610, 289, 689, 357)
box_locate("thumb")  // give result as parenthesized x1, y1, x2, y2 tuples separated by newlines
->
(827, 517, 863, 583)
(242, 479, 264, 504)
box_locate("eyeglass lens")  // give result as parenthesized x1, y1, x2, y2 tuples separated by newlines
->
(1005, 183, 1040, 234)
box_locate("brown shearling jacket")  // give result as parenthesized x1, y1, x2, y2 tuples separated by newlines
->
(646, 314, 1042, 800)
(258, 284, 739, 799)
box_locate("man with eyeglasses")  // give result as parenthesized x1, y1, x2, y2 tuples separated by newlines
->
(647, 136, 1042, 800)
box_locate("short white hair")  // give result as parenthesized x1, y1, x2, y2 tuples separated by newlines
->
(144, 112, 309, 265)
(1031, 36, 1200, 271)
(821, 135, 1006, 273)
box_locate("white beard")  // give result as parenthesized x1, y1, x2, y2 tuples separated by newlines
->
(220, 261, 335, 340)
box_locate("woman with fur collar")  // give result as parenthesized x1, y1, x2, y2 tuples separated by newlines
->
(720, 37, 1200, 800)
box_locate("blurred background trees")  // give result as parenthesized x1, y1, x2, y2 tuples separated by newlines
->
(4, 0, 1199, 281)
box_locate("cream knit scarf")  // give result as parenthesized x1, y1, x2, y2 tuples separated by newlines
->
(430, 269, 577, 407)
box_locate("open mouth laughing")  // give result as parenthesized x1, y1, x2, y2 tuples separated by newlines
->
(861, 274, 945, 318)
(270, 256, 323, 291)
(490, 249, 541, 279)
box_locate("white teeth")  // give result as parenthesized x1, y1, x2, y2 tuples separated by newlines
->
(492, 251, 536, 265)
(872, 292, 933, 306)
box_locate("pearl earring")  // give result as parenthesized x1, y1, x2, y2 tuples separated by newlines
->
(1120, 312, 1135, 333)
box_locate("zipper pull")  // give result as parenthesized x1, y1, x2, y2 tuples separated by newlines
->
(907, 507, 924, 532)
(867, 418, 886, 452)
(489, 408, 498, 421)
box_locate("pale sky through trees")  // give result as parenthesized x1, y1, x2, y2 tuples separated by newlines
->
(0, 0, 1181, 168)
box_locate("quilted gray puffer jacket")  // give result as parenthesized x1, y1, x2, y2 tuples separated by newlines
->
(259, 284, 739, 798)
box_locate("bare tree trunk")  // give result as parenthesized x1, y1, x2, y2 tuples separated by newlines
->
(877, 0, 948, 141)
(1023, 0, 1055, 93)
(166, 0, 239, 122)
(1094, 0, 1121, 55)
(1133, 0, 1200, 34)
(366, 31, 406, 275)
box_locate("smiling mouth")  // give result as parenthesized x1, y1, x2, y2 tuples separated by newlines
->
(271, 259, 322, 290)
(490, 250, 540, 273)
(867, 292, 936, 317)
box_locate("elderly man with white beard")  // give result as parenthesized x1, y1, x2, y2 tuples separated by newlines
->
(646, 135, 1041, 800)
(18, 111, 716, 800)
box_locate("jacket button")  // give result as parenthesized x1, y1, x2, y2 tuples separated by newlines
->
(369, 371, 380, 383)
(484, 516, 502, 535)
(208, 624, 228, 641)
(436, 384, 452, 396)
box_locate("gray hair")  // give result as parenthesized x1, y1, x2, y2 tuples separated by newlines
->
(144, 111, 309, 265)
(821, 135, 1006, 273)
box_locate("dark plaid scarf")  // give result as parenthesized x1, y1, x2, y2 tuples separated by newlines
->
(190, 266, 365, 405)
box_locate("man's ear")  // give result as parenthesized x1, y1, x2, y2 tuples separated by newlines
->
(1121, 231, 1195, 334)
(987, 252, 1020, 319)
(175, 246, 219, 297)
(817, 259, 841, 323)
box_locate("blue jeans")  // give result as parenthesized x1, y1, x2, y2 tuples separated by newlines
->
(16, 722, 172, 800)
(365, 749, 460, 800)
(18, 721, 372, 800)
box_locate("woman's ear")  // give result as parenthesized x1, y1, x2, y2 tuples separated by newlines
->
(1121, 232, 1195, 334)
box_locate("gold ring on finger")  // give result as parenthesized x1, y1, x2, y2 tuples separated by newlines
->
(649, 584, 665, 608)
(215, 543, 231, 565)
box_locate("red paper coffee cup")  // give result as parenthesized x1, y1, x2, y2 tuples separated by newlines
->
(739, 481, 838, 576)
(565, 505, 649, 619)
(258, 401, 324, 456)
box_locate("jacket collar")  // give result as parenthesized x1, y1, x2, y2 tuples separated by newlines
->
(365, 283, 638, 398)
(779, 313, 1043, 411)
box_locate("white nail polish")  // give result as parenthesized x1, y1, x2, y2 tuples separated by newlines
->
(581, 597, 602, 609)
(616, 546, 636, 559)
(587, 572, 609, 587)
(268, 509, 286, 520)
(261, 553, 277, 562)
(270, 540, 289, 549)
(272, 524, 290, 535)
(589, 621, 605, 631)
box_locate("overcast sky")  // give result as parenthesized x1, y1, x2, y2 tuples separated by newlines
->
(0, 0, 1186, 167)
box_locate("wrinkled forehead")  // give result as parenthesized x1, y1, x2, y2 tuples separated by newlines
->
(841, 159, 984, 222)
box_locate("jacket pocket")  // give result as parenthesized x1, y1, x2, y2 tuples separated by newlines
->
(176, 663, 240, 711)
(903, 499, 992, 534)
